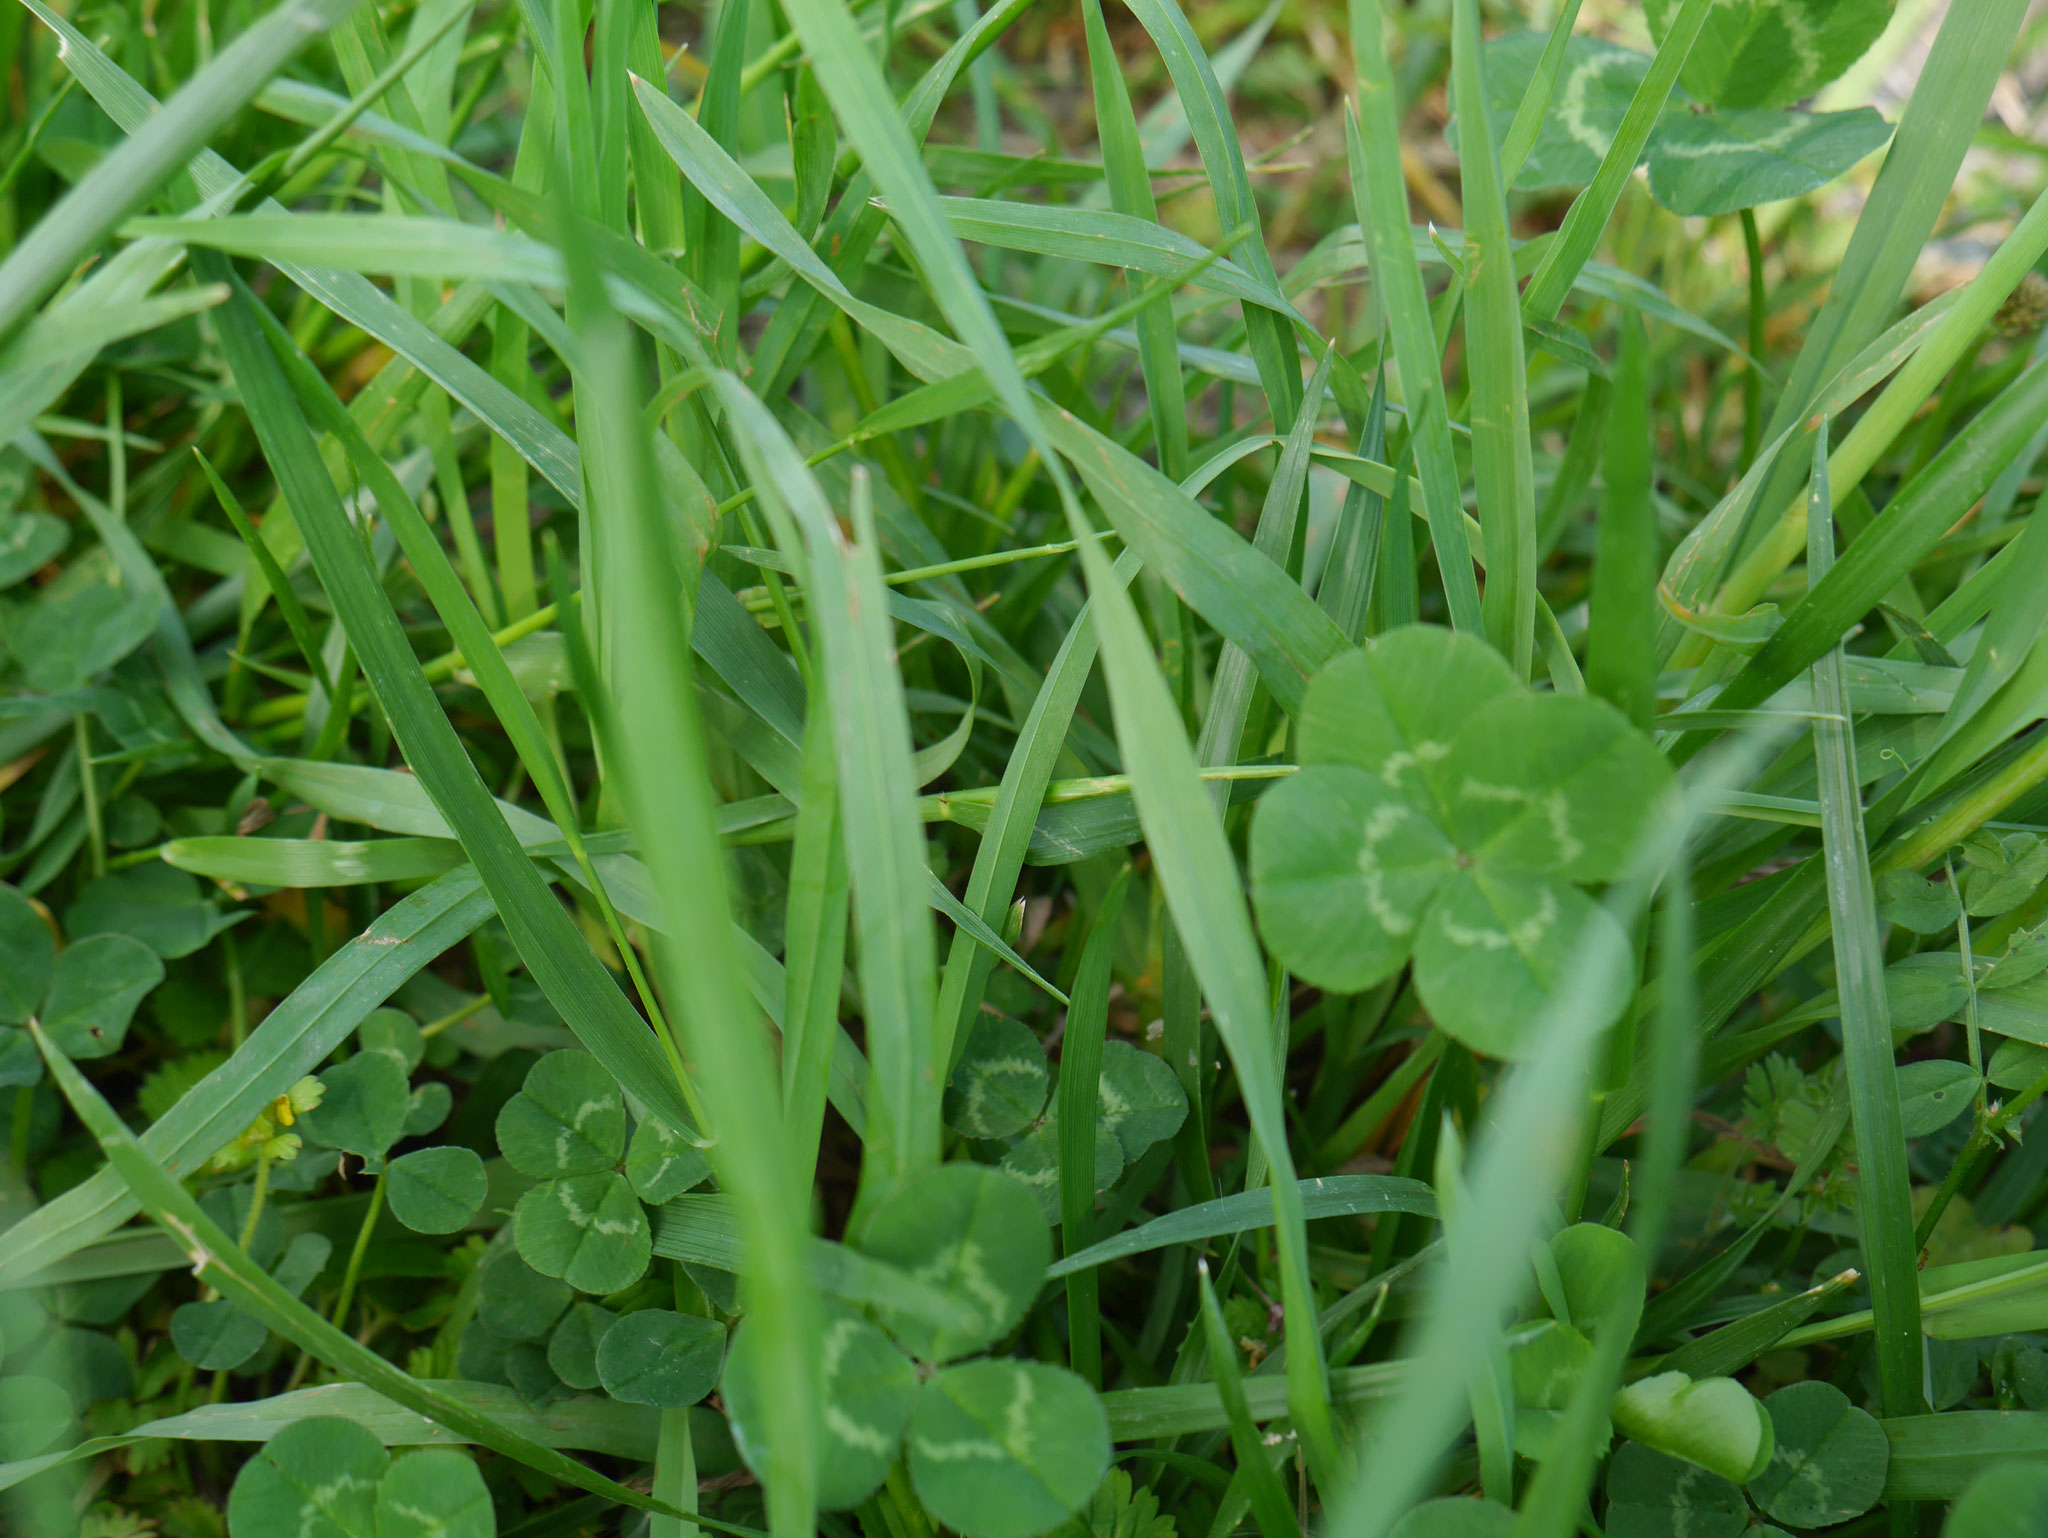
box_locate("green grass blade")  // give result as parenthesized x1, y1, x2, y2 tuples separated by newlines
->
(563, 229, 821, 1538)
(712, 380, 942, 1202)
(1805, 423, 1925, 1418)
(1119, 0, 1300, 429)
(1708, 183, 2048, 627)
(1939, 476, 2048, 749)
(1586, 311, 1655, 728)
(1081, 0, 1186, 479)
(163, 836, 466, 887)
(1704, 359, 2048, 723)
(1198, 1261, 1305, 1538)
(782, 699, 852, 1182)
(0, 0, 363, 338)
(192, 448, 334, 699)
(1197, 344, 1334, 773)
(1060, 865, 1132, 1390)
(1342, 23, 1482, 635)
(1316, 363, 1388, 643)
(1497, 0, 1584, 187)
(1726, 0, 2031, 567)
(933, 551, 1140, 1071)
(1450, 0, 1540, 675)
(1520, 0, 1711, 322)
(1063, 516, 1340, 1477)
(633, 73, 1350, 719)
(1047, 1175, 1436, 1279)
(243, 281, 698, 1124)
(200, 258, 697, 1141)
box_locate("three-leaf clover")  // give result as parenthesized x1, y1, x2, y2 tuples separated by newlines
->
(1250, 628, 1668, 1058)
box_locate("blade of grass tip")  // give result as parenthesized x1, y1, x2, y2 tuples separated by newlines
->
(711, 378, 942, 1210)
(1806, 421, 1925, 1419)
(1342, 19, 1482, 636)
(1198, 1260, 1305, 1538)
(1716, 0, 2031, 577)
(1497, 0, 1585, 187)
(0, 0, 364, 340)
(194, 451, 337, 711)
(1450, 0, 1539, 678)
(783, 695, 852, 1184)
(196, 255, 699, 1144)
(1519, 0, 1712, 323)
(1586, 311, 1655, 729)
(244, 289, 704, 1132)
(1081, 0, 1186, 482)
(28, 1022, 677, 1514)
(1061, 863, 1133, 1390)
(563, 226, 820, 1538)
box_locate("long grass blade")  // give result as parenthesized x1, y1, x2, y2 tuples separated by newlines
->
(1805, 422, 1925, 1418)
(562, 224, 822, 1538)
(1449, 0, 1539, 675)
(1343, 9, 1483, 636)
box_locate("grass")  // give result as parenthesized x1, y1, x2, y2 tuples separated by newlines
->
(3, 0, 2048, 1536)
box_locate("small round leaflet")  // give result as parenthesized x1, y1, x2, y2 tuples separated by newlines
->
(495, 1049, 625, 1177)
(513, 1171, 651, 1294)
(375, 1448, 493, 1538)
(725, 1311, 917, 1509)
(1747, 1381, 1887, 1529)
(227, 1416, 386, 1538)
(906, 1360, 1109, 1538)
(1603, 1443, 1747, 1538)
(596, 1308, 725, 1408)
(861, 1163, 1049, 1361)
(387, 1145, 488, 1234)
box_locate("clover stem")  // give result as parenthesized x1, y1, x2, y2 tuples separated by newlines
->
(330, 1165, 388, 1330)
(238, 1144, 273, 1254)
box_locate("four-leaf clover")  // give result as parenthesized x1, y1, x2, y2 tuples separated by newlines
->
(1250, 627, 1670, 1058)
